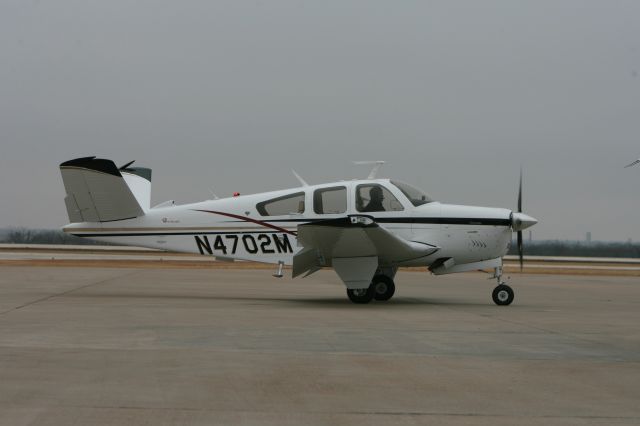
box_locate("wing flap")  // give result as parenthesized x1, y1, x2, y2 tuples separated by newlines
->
(292, 247, 320, 278)
(333, 256, 378, 289)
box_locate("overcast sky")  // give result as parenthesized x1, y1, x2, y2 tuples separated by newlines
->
(1, 0, 639, 241)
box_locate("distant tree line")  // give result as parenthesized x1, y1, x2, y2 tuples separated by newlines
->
(509, 240, 640, 258)
(2, 228, 640, 257)
(0, 228, 112, 245)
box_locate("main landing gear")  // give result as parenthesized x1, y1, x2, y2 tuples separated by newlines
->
(491, 266, 514, 306)
(346, 274, 396, 304)
(346, 267, 516, 306)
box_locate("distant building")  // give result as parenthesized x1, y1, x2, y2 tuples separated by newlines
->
(586, 232, 592, 244)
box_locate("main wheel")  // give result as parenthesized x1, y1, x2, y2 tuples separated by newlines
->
(492, 284, 514, 306)
(372, 275, 395, 301)
(347, 286, 375, 304)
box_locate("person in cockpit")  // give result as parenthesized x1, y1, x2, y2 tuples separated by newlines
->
(362, 186, 385, 212)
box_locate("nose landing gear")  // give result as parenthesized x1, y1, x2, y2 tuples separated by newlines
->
(491, 266, 514, 306)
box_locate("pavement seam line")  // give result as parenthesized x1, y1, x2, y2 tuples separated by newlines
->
(0, 270, 141, 317)
(40, 405, 640, 420)
(425, 297, 639, 359)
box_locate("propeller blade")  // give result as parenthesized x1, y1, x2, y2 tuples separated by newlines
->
(517, 168, 524, 271)
(517, 167, 522, 213)
(517, 230, 523, 272)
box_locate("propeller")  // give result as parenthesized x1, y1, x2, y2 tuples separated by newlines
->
(510, 168, 537, 272)
(517, 168, 523, 271)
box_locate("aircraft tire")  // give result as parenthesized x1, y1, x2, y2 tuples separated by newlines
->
(372, 275, 395, 301)
(492, 284, 514, 306)
(346, 287, 375, 304)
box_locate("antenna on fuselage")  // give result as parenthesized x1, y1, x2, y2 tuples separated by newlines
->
(353, 160, 386, 179)
(292, 169, 309, 187)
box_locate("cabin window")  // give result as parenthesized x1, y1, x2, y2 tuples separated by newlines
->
(314, 186, 347, 214)
(256, 192, 305, 216)
(356, 184, 404, 212)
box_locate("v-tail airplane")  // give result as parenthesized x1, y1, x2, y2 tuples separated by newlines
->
(60, 157, 537, 305)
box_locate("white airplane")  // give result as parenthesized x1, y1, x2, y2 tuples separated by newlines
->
(59, 157, 537, 305)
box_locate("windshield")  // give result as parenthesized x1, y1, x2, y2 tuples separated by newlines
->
(391, 181, 433, 206)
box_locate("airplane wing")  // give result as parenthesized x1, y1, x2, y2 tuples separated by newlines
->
(293, 215, 439, 288)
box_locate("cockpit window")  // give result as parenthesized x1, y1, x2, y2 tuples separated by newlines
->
(356, 184, 404, 212)
(256, 192, 305, 216)
(390, 181, 433, 206)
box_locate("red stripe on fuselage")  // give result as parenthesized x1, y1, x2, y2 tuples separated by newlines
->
(193, 209, 298, 236)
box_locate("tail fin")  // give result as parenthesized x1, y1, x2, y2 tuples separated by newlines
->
(120, 165, 152, 211)
(60, 157, 146, 223)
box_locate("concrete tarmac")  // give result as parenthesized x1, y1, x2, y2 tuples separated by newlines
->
(0, 266, 639, 425)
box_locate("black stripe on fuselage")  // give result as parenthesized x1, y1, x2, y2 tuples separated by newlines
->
(71, 217, 510, 238)
(404, 217, 511, 226)
(254, 217, 512, 226)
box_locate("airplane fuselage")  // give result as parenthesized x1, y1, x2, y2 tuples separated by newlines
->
(64, 179, 513, 269)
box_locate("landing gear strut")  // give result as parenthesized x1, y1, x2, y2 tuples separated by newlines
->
(491, 266, 514, 306)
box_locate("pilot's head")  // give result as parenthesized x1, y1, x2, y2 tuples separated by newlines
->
(369, 186, 383, 202)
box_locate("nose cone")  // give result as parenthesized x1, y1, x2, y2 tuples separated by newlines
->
(511, 212, 538, 231)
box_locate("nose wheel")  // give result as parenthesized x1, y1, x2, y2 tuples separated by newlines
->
(492, 284, 514, 305)
(491, 266, 514, 306)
